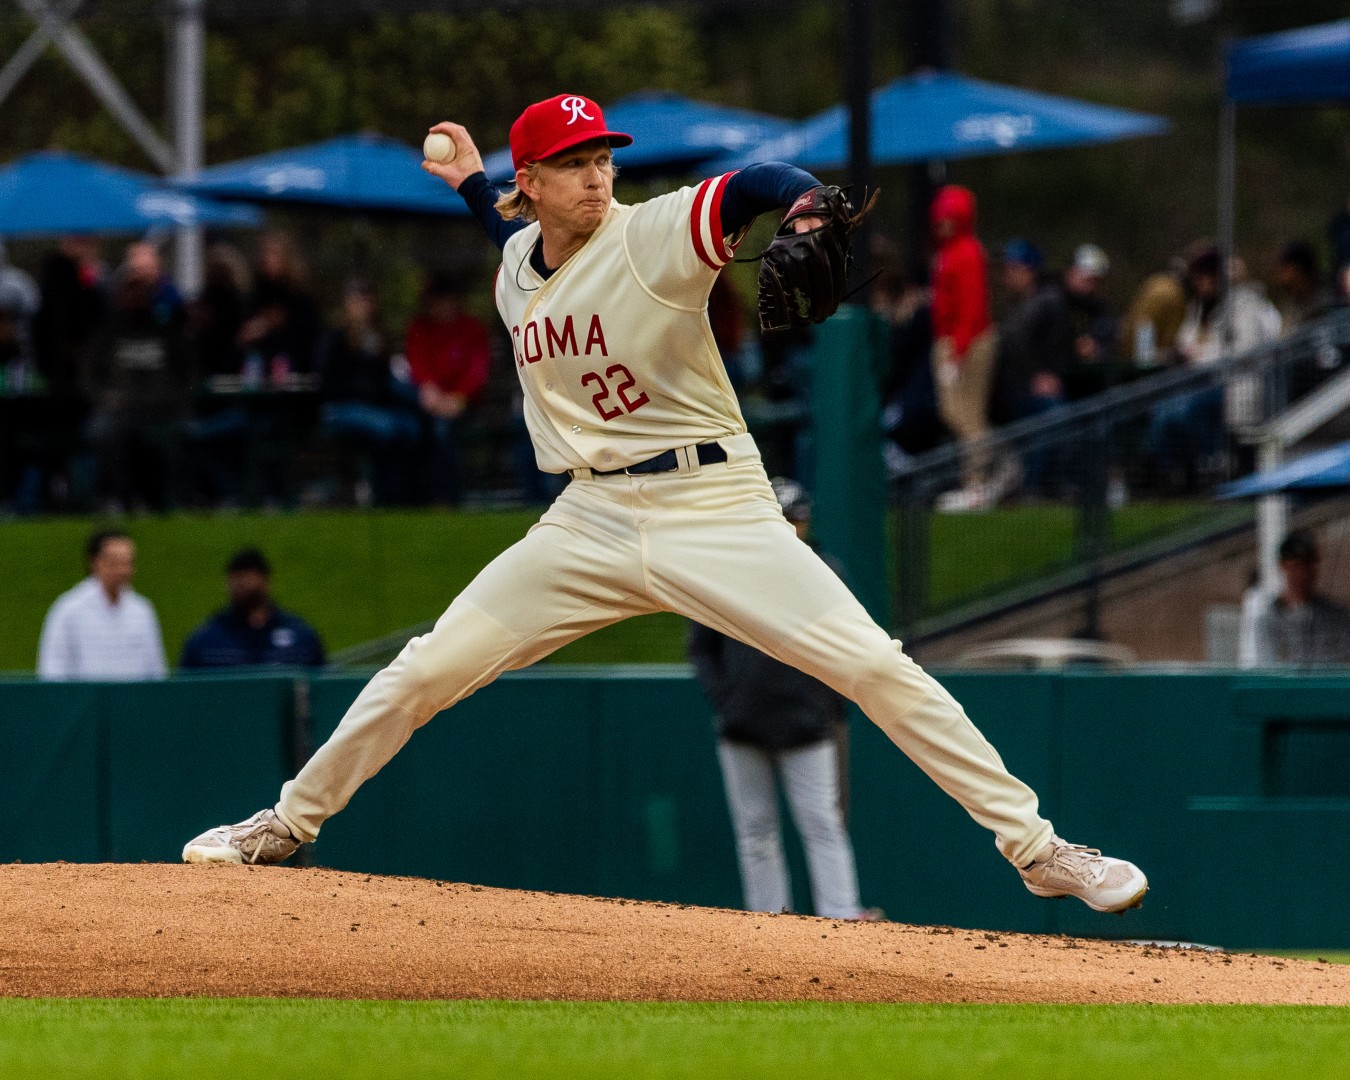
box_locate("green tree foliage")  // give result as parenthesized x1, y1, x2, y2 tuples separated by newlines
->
(0, 1, 1346, 303)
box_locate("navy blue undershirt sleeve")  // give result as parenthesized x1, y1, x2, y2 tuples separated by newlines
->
(719, 162, 821, 237)
(457, 171, 528, 252)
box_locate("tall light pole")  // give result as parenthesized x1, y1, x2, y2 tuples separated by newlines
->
(172, 0, 205, 297)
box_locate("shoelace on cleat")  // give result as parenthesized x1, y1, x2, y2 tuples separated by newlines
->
(234, 816, 278, 865)
(1041, 844, 1107, 885)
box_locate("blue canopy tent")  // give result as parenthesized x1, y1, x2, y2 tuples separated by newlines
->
(1217, 441, 1350, 499)
(177, 133, 469, 216)
(0, 151, 260, 237)
(1227, 19, 1350, 105)
(1219, 20, 1350, 303)
(479, 92, 794, 182)
(706, 70, 1170, 173)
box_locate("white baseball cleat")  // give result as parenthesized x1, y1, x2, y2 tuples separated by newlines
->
(1018, 838, 1148, 913)
(182, 809, 301, 865)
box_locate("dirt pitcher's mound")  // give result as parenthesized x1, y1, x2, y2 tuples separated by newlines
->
(2, 863, 1347, 1004)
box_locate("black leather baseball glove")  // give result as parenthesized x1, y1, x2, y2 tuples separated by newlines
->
(754, 185, 879, 334)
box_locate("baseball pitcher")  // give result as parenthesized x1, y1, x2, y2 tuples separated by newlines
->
(184, 93, 1148, 915)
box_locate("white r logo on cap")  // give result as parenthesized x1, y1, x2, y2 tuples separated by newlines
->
(561, 96, 594, 125)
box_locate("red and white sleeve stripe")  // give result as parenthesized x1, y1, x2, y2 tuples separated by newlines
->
(690, 172, 740, 271)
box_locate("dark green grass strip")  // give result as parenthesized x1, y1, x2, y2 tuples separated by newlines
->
(1, 1000, 1348, 1080)
(0, 501, 1224, 671)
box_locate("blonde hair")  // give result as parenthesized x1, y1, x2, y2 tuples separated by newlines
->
(495, 163, 542, 223)
(492, 152, 620, 224)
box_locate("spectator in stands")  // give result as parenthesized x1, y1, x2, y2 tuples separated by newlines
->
(1117, 256, 1187, 365)
(1148, 242, 1281, 490)
(1247, 530, 1350, 667)
(1273, 240, 1333, 333)
(987, 239, 1072, 499)
(873, 263, 941, 463)
(37, 529, 167, 681)
(30, 235, 105, 511)
(0, 241, 39, 369)
(33, 234, 105, 397)
(316, 278, 420, 505)
(86, 241, 189, 511)
(238, 231, 321, 380)
(182, 244, 254, 508)
(1061, 243, 1116, 366)
(405, 270, 491, 505)
(0, 251, 43, 512)
(223, 233, 323, 506)
(688, 479, 878, 921)
(991, 239, 1070, 427)
(929, 185, 997, 511)
(180, 548, 325, 669)
(188, 243, 251, 379)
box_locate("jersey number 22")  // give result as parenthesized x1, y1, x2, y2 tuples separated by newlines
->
(582, 364, 649, 421)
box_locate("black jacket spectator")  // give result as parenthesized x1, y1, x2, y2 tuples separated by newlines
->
(993, 282, 1073, 424)
(688, 620, 845, 750)
(189, 244, 251, 378)
(33, 236, 105, 395)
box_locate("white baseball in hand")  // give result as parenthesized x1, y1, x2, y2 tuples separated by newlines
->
(423, 132, 456, 164)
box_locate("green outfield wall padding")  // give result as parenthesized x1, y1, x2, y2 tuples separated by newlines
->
(4, 668, 1350, 948)
(304, 672, 742, 908)
(0, 675, 297, 863)
(0, 682, 103, 862)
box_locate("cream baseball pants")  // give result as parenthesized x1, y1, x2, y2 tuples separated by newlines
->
(277, 433, 1054, 867)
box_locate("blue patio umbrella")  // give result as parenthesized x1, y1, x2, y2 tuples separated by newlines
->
(1216, 442, 1350, 499)
(1226, 18, 1350, 105)
(177, 133, 469, 216)
(0, 151, 260, 237)
(706, 70, 1170, 172)
(479, 92, 794, 182)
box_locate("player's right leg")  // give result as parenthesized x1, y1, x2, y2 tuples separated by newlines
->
(645, 462, 1147, 913)
(183, 481, 656, 863)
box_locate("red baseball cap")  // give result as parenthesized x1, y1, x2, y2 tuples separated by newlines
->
(509, 94, 632, 172)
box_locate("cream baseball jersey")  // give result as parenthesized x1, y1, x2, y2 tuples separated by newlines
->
(494, 175, 746, 474)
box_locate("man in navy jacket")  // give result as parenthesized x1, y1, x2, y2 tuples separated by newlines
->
(180, 548, 325, 669)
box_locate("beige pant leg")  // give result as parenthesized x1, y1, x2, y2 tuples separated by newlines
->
(277, 483, 655, 841)
(641, 463, 1053, 867)
(933, 329, 998, 486)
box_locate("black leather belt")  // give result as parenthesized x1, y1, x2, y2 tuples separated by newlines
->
(592, 442, 728, 477)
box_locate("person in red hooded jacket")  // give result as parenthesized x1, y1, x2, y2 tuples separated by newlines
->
(929, 185, 999, 509)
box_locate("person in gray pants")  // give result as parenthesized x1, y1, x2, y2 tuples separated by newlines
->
(688, 478, 877, 921)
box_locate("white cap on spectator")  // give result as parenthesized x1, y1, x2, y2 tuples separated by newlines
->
(1073, 243, 1110, 278)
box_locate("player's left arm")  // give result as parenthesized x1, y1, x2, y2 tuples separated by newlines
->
(719, 162, 823, 237)
(626, 162, 824, 299)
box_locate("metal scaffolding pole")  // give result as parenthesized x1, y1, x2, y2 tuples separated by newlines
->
(172, 0, 205, 296)
(14, 0, 177, 172)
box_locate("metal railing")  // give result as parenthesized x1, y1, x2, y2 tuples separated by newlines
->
(890, 306, 1350, 643)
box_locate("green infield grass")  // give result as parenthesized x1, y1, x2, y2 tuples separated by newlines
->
(1, 999, 1348, 1080)
(0, 501, 1225, 672)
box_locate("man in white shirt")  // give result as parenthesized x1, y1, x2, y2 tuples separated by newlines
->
(37, 530, 168, 681)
